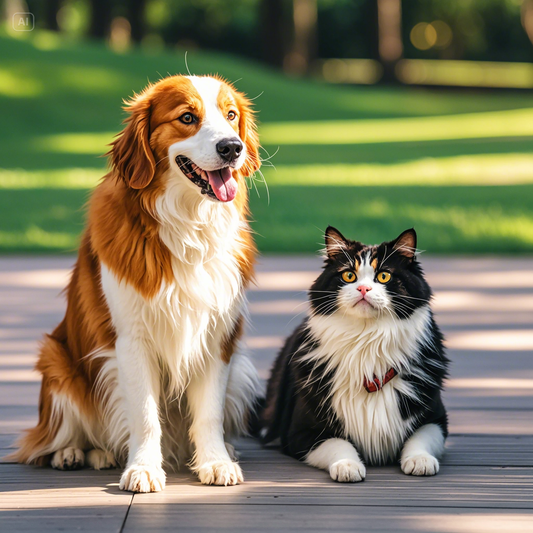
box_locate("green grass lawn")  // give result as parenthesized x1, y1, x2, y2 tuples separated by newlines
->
(1, 29, 533, 254)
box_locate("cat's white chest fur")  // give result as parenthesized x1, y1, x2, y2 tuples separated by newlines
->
(306, 306, 432, 463)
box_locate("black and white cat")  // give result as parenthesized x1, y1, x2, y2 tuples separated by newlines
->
(261, 227, 448, 482)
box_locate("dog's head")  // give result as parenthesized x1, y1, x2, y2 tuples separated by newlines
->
(110, 75, 260, 203)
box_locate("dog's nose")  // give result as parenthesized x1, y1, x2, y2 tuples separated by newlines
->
(216, 138, 243, 162)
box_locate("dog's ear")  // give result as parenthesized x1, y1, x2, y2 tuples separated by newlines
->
(234, 90, 261, 177)
(109, 92, 155, 189)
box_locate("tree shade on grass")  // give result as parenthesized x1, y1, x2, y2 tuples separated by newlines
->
(0, 30, 532, 254)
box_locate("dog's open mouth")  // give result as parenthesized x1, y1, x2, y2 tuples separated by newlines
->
(175, 156, 238, 202)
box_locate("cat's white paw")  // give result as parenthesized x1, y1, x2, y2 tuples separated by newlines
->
(197, 460, 243, 486)
(401, 453, 439, 476)
(51, 447, 85, 470)
(329, 459, 366, 483)
(119, 464, 166, 493)
(86, 449, 117, 470)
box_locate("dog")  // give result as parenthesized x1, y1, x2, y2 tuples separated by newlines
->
(11, 75, 262, 492)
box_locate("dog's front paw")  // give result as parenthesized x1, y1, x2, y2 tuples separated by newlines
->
(329, 459, 366, 483)
(401, 453, 439, 476)
(119, 464, 166, 493)
(197, 460, 243, 486)
(51, 447, 85, 470)
(86, 449, 117, 470)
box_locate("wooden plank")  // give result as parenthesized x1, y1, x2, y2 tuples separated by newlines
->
(0, 383, 40, 407)
(0, 433, 17, 453)
(0, 405, 37, 434)
(0, 509, 131, 533)
(448, 410, 533, 435)
(111, 463, 533, 510)
(0, 465, 132, 533)
(2, 458, 532, 510)
(0, 257, 532, 532)
(123, 504, 533, 533)
(240, 435, 533, 467)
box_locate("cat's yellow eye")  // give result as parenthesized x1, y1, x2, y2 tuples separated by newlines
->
(342, 271, 357, 283)
(377, 271, 391, 284)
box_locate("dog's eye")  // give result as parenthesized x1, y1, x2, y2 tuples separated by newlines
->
(341, 271, 356, 283)
(178, 113, 196, 125)
(227, 110, 237, 121)
(377, 271, 391, 284)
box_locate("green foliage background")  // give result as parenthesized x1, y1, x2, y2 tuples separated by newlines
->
(0, 31, 532, 254)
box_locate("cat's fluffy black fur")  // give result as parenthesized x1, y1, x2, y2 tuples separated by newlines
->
(261, 227, 449, 481)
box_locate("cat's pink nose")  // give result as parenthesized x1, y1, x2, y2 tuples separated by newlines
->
(357, 285, 372, 296)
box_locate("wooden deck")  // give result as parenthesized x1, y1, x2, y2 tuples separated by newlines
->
(1, 255, 532, 532)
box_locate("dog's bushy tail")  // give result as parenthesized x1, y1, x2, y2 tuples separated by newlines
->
(224, 352, 262, 439)
(247, 395, 266, 437)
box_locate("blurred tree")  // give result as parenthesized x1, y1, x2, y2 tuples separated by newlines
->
(89, 0, 112, 39)
(317, 0, 375, 59)
(259, 0, 291, 68)
(522, 0, 533, 45)
(126, 0, 147, 42)
(32, 0, 532, 74)
(148, 0, 261, 62)
(44, 0, 61, 31)
(402, 0, 533, 62)
(285, 0, 318, 75)
(376, 0, 403, 82)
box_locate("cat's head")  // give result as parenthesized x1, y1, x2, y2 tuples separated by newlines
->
(309, 227, 431, 320)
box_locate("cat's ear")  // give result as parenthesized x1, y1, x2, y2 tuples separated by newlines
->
(325, 226, 349, 258)
(391, 228, 417, 260)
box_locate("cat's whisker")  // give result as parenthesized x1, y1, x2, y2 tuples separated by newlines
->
(308, 290, 338, 293)
(393, 294, 430, 302)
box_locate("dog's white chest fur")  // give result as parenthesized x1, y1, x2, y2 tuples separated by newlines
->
(101, 180, 246, 393)
(306, 306, 432, 463)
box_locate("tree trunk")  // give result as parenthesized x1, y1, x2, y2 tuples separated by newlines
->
(127, 0, 146, 43)
(259, 0, 289, 68)
(89, 0, 112, 40)
(376, 0, 403, 83)
(522, 0, 533, 45)
(44, 0, 60, 31)
(285, 0, 317, 75)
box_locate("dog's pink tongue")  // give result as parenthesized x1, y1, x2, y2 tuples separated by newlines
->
(206, 168, 238, 202)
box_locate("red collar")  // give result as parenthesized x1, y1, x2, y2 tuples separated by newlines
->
(363, 368, 398, 393)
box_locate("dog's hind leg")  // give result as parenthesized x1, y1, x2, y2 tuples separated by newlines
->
(86, 449, 117, 470)
(7, 334, 97, 467)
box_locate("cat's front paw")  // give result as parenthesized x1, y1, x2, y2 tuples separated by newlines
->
(401, 453, 439, 476)
(119, 464, 166, 492)
(197, 460, 243, 486)
(329, 459, 366, 483)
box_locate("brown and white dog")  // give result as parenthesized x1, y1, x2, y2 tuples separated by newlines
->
(11, 75, 262, 492)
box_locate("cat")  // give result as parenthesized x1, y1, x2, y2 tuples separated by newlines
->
(261, 226, 448, 482)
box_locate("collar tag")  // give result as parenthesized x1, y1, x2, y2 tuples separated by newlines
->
(363, 368, 398, 393)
